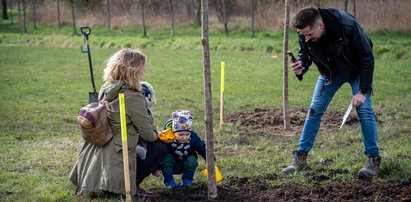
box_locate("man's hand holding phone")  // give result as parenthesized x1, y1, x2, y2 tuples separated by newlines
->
(287, 51, 304, 81)
(291, 60, 305, 75)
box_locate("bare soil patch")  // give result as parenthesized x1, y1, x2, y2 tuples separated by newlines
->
(155, 174, 411, 201)
(225, 108, 361, 136)
(152, 108, 400, 201)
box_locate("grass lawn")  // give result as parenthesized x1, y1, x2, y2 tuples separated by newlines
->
(0, 23, 410, 201)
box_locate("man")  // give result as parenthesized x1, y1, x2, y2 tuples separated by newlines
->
(282, 6, 381, 179)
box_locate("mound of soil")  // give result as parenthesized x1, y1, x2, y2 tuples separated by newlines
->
(225, 108, 360, 136)
(156, 175, 411, 201)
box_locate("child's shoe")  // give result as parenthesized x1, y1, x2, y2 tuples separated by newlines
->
(163, 171, 180, 189)
(181, 172, 195, 187)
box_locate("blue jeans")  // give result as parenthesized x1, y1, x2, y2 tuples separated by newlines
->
(297, 72, 380, 157)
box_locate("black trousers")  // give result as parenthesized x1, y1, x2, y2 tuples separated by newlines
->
(136, 140, 168, 183)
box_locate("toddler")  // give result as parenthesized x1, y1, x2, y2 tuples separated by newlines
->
(158, 110, 206, 189)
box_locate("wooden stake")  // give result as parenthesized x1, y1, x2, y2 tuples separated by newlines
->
(220, 61, 225, 129)
(282, 0, 291, 130)
(201, 0, 218, 199)
(119, 93, 132, 201)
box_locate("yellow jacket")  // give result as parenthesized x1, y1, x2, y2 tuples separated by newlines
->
(158, 129, 176, 143)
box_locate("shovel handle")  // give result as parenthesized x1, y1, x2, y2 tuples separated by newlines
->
(80, 26, 91, 36)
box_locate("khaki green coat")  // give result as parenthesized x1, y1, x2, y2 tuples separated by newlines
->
(69, 81, 157, 196)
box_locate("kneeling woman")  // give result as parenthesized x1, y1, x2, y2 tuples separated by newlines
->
(70, 49, 167, 198)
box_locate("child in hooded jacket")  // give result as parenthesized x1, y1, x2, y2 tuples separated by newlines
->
(158, 110, 206, 189)
(135, 81, 156, 160)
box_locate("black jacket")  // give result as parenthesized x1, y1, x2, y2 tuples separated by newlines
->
(298, 8, 374, 94)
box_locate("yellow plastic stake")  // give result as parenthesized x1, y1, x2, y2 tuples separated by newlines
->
(221, 62, 225, 93)
(119, 93, 132, 201)
(119, 93, 128, 141)
(220, 61, 225, 129)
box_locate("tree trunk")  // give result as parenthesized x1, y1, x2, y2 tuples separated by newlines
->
(283, 0, 291, 130)
(169, 0, 175, 37)
(195, 0, 201, 25)
(107, 0, 111, 31)
(353, 0, 356, 18)
(188, 0, 200, 24)
(32, 0, 37, 29)
(8, 0, 12, 24)
(201, 0, 217, 199)
(57, 0, 61, 31)
(2, 0, 8, 19)
(344, 0, 348, 12)
(250, 0, 255, 37)
(140, 0, 146, 37)
(70, 0, 76, 35)
(18, 0, 21, 24)
(222, 0, 228, 37)
(22, 0, 27, 32)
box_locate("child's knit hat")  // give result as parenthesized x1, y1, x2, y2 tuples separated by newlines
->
(172, 110, 193, 132)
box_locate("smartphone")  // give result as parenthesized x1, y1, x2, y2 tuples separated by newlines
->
(287, 51, 303, 81)
(287, 51, 297, 63)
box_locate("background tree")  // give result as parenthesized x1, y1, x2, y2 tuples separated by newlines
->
(8, 0, 12, 24)
(210, 0, 234, 37)
(107, 0, 111, 31)
(344, 0, 348, 12)
(193, 0, 201, 24)
(353, 0, 356, 17)
(2, 0, 8, 20)
(18, 0, 21, 24)
(32, 0, 37, 29)
(168, 0, 175, 37)
(282, 0, 291, 130)
(70, 0, 77, 35)
(140, 0, 147, 37)
(22, 0, 27, 32)
(222, 0, 228, 36)
(57, 0, 61, 31)
(250, 0, 255, 37)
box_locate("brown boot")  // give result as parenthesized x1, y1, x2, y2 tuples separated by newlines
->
(357, 156, 381, 179)
(282, 150, 308, 174)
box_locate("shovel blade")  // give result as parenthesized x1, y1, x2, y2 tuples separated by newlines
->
(89, 92, 99, 103)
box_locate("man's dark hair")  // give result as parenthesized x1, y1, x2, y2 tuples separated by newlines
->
(292, 6, 321, 29)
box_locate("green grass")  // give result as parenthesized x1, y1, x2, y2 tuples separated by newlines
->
(0, 23, 410, 201)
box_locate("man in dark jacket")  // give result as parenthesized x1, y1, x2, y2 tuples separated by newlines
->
(282, 6, 381, 179)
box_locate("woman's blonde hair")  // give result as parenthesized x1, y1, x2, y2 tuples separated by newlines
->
(103, 49, 147, 91)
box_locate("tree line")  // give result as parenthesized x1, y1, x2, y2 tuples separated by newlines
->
(2, 0, 409, 35)
(2, 0, 255, 36)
